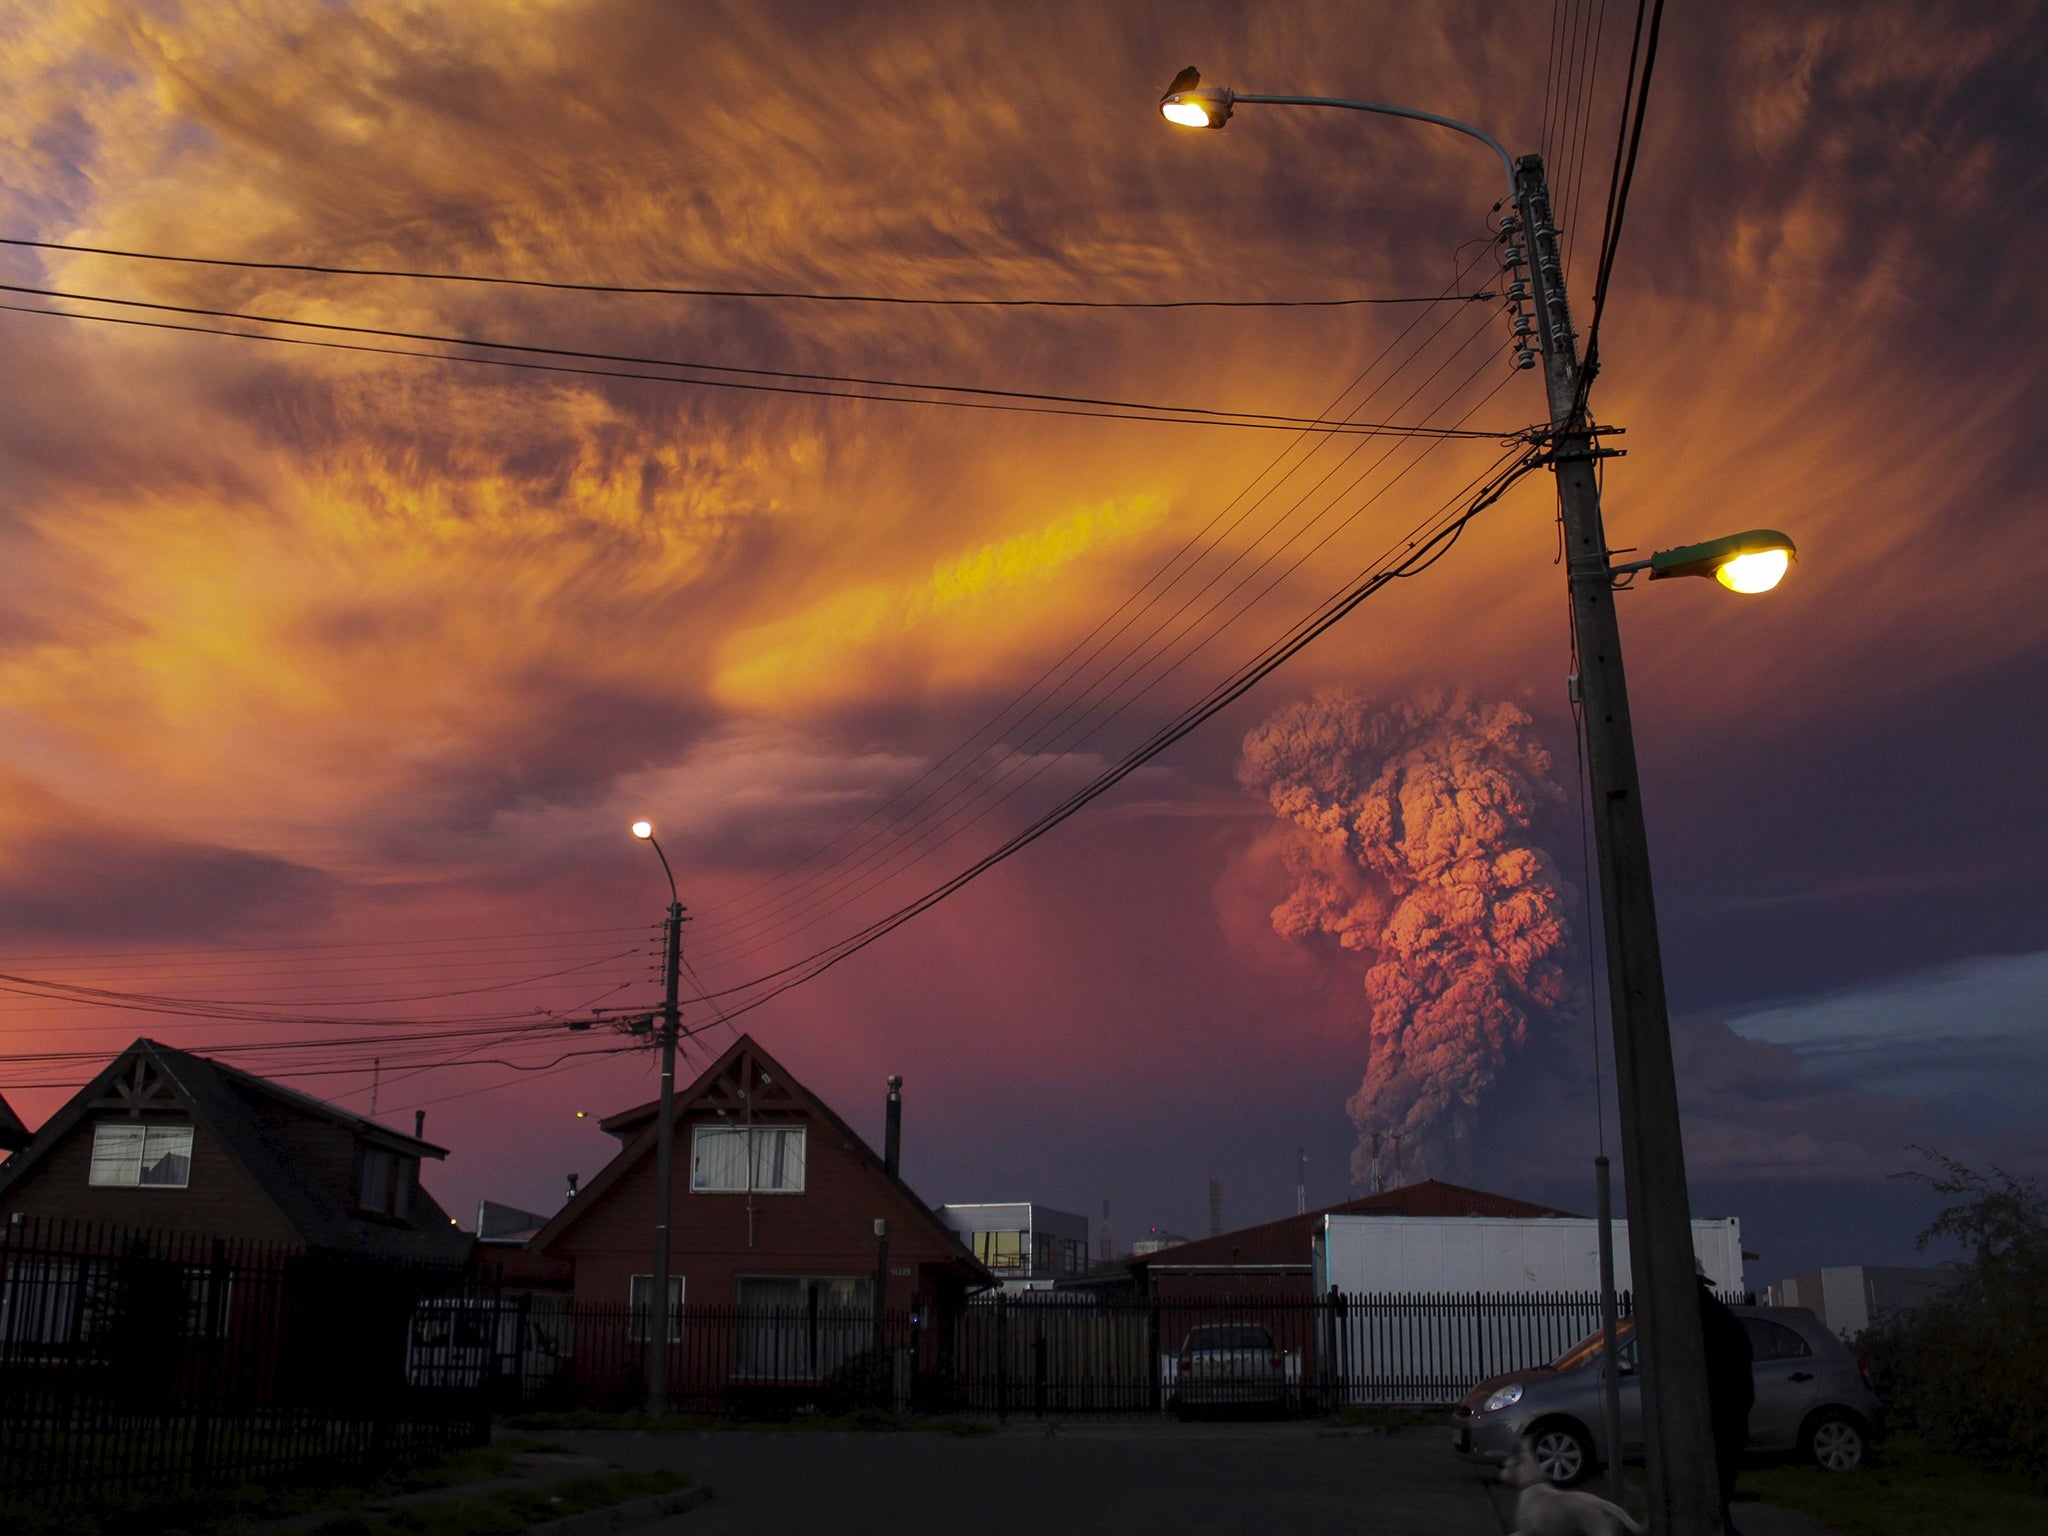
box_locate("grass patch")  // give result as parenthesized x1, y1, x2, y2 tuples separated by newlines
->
(305, 1470, 688, 1536)
(0, 1443, 540, 1536)
(1746, 1435, 2048, 1536)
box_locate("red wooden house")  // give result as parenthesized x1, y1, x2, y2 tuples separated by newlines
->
(530, 1033, 988, 1406)
(0, 1038, 469, 1266)
(0, 1039, 472, 1412)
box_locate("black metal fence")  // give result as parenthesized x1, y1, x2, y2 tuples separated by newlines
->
(497, 1287, 1661, 1418)
(0, 1216, 492, 1512)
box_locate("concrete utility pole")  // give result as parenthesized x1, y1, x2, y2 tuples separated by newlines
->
(632, 820, 686, 1418)
(1515, 152, 1719, 1536)
(1154, 78, 1732, 1536)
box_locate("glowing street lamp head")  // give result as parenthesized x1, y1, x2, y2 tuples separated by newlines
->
(1713, 547, 1792, 594)
(1159, 65, 1233, 129)
(1647, 529, 1797, 594)
(631, 819, 654, 840)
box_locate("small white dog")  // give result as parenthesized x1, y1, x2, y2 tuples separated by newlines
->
(1498, 1442, 1645, 1536)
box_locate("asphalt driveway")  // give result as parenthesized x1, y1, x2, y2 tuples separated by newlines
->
(568, 1421, 1506, 1536)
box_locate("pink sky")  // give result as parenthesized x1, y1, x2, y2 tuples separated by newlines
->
(1, 1, 2042, 1280)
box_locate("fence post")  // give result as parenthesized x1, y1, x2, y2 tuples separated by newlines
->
(994, 1293, 1009, 1422)
(1032, 1315, 1048, 1420)
(188, 1237, 230, 1487)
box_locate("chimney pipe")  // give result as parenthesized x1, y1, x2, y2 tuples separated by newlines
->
(566, 1172, 579, 1200)
(884, 1075, 903, 1179)
(414, 1110, 426, 1139)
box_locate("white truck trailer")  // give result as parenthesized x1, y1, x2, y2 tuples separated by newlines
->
(1308, 1213, 1745, 1404)
(1311, 1213, 1745, 1296)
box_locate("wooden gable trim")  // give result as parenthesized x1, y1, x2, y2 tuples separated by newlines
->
(87, 1053, 187, 1115)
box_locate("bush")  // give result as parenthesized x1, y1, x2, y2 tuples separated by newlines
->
(1862, 1149, 2048, 1490)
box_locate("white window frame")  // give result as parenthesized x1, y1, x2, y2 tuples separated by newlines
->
(689, 1123, 806, 1194)
(733, 1275, 873, 1380)
(627, 1274, 685, 1343)
(88, 1122, 194, 1188)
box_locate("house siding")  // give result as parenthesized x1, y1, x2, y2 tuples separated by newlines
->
(554, 1111, 962, 1311)
(0, 1112, 297, 1245)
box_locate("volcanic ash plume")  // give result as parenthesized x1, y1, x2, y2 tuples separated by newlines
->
(1239, 691, 1572, 1183)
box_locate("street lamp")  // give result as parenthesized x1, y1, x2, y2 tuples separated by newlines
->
(632, 819, 685, 1416)
(1629, 529, 1798, 593)
(1159, 66, 1765, 1536)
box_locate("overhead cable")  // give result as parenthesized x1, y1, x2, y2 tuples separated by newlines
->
(0, 295, 1502, 440)
(0, 235, 1493, 309)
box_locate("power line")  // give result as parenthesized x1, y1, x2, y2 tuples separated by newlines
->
(0, 282, 1508, 440)
(681, 242, 1516, 954)
(1576, 0, 1666, 417)
(688, 448, 1544, 1025)
(0, 235, 1495, 310)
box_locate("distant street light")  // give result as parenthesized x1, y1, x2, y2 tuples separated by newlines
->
(1158, 65, 1794, 1536)
(632, 819, 685, 1415)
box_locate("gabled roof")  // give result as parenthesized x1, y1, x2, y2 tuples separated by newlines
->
(1135, 1178, 1584, 1272)
(0, 1091, 29, 1153)
(0, 1038, 469, 1265)
(533, 1033, 989, 1281)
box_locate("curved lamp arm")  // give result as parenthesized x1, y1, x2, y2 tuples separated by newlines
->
(1171, 88, 1517, 202)
(631, 820, 680, 904)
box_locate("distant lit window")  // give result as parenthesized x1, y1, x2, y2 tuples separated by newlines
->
(88, 1123, 193, 1188)
(691, 1125, 806, 1193)
(970, 1230, 1026, 1270)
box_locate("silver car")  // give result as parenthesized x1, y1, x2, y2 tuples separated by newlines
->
(1170, 1323, 1291, 1418)
(1450, 1306, 1882, 1485)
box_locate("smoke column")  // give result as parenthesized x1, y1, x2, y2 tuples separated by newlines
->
(1240, 690, 1573, 1184)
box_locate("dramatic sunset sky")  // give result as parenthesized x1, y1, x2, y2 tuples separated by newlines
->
(1, 1, 2041, 1283)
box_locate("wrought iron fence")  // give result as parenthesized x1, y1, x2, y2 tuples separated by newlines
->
(502, 1286, 1660, 1418)
(0, 1215, 491, 1511)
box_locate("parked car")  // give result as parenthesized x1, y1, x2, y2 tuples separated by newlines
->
(1450, 1306, 1882, 1485)
(1170, 1323, 1291, 1418)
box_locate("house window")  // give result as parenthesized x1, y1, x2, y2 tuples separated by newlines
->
(690, 1124, 806, 1193)
(358, 1146, 418, 1217)
(627, 1275, 685, 1343)
(734, 1276, 871, 1379)
(1060, 1238, 1088, 1277)
(0, 1258, 226, 1351)
(88, 1123, 194, 1188)
(0, 1259, 82, 1349)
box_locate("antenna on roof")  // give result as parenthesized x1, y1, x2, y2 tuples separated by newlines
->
(1296, 1148, 1307, 1215)
(1208, 1177, 1222, 1238)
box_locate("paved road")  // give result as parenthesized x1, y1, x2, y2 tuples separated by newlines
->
(562, 1422, 1510, 1536)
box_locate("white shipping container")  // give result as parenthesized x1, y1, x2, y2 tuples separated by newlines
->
(1311, 1214, 1745, 1296)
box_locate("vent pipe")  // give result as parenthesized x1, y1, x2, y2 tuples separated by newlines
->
(884, 1075, 903, 1179)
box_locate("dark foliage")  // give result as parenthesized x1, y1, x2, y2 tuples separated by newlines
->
(1858, 1148, 2048, 1489)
